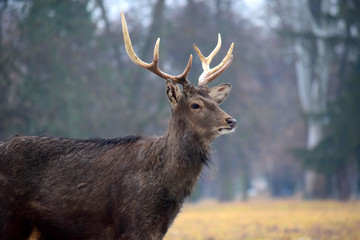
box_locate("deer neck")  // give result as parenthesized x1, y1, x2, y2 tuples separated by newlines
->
(156, 115, 211, 199)
(164, 115, 211, 164)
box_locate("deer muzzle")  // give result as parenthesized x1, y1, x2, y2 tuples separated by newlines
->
(218, 117, 236, 134)
(226, 118, 237, 129)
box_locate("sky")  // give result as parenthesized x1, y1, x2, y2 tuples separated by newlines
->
(244, 0, 264, 10)
(104, 0, 265, 23)
(241, 0, 266, 27)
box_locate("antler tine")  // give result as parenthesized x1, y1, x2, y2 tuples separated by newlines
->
(193, 34, 234, 86)
(121, 12, 191, 85)
(193, 33, 221, 71)
(121, 12, 151, 68)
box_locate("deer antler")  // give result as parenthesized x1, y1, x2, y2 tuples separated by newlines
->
(121, 12, 192, 86)
(193, 34, 234, 86)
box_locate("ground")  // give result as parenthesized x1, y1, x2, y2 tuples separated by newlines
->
(165, 199, 360, 240)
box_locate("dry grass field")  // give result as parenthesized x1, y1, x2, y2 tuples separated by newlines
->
(165, 199, 360, 240)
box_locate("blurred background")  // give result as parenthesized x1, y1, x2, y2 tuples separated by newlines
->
(0, 0, 359, 201)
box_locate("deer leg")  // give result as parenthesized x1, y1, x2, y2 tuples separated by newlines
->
(28, 228, 42, 240)
(0, 213, 32, 240)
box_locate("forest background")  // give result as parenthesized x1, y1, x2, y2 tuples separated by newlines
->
(0, 0, 359, 201)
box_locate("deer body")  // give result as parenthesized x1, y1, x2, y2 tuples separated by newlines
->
(0, 13, 236, 240)
(0, 133, 203, 239)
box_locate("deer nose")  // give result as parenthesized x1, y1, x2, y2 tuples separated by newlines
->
(226, 118, 237, 129)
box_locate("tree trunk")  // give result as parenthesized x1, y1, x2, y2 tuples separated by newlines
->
(278, 0, 337, 198)
(335, 164, 351, 200)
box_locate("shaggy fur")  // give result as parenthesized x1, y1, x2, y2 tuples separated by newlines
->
(0, 82, 234, 240)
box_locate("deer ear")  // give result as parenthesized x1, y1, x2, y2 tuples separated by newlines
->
(166, 80, 182, 108)
(209, 83, 231, 105)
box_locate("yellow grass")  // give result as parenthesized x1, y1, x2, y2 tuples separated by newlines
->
(165, 199, 360, 240)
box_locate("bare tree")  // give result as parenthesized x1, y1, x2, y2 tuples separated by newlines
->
(274, 0, 339, 197)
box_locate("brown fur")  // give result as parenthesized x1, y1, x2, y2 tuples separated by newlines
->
(0, 82, 235, 240)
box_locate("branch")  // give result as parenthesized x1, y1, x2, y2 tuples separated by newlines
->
(300, 0, 338, 38)
(95, 0, 123, 67)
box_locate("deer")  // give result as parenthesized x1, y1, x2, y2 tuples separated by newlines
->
(0, 12, 236, 240)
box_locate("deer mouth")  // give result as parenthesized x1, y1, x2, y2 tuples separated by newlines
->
(218, 118, 236, 134)
(218, 127, 235, 134)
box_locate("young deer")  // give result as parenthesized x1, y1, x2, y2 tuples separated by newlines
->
(0, 13, 236, 240)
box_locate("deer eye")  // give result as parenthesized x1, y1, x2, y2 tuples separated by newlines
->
(191, 103, 200, 109)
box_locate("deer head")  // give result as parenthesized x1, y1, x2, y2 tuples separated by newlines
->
(121, 13, 236, 142)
